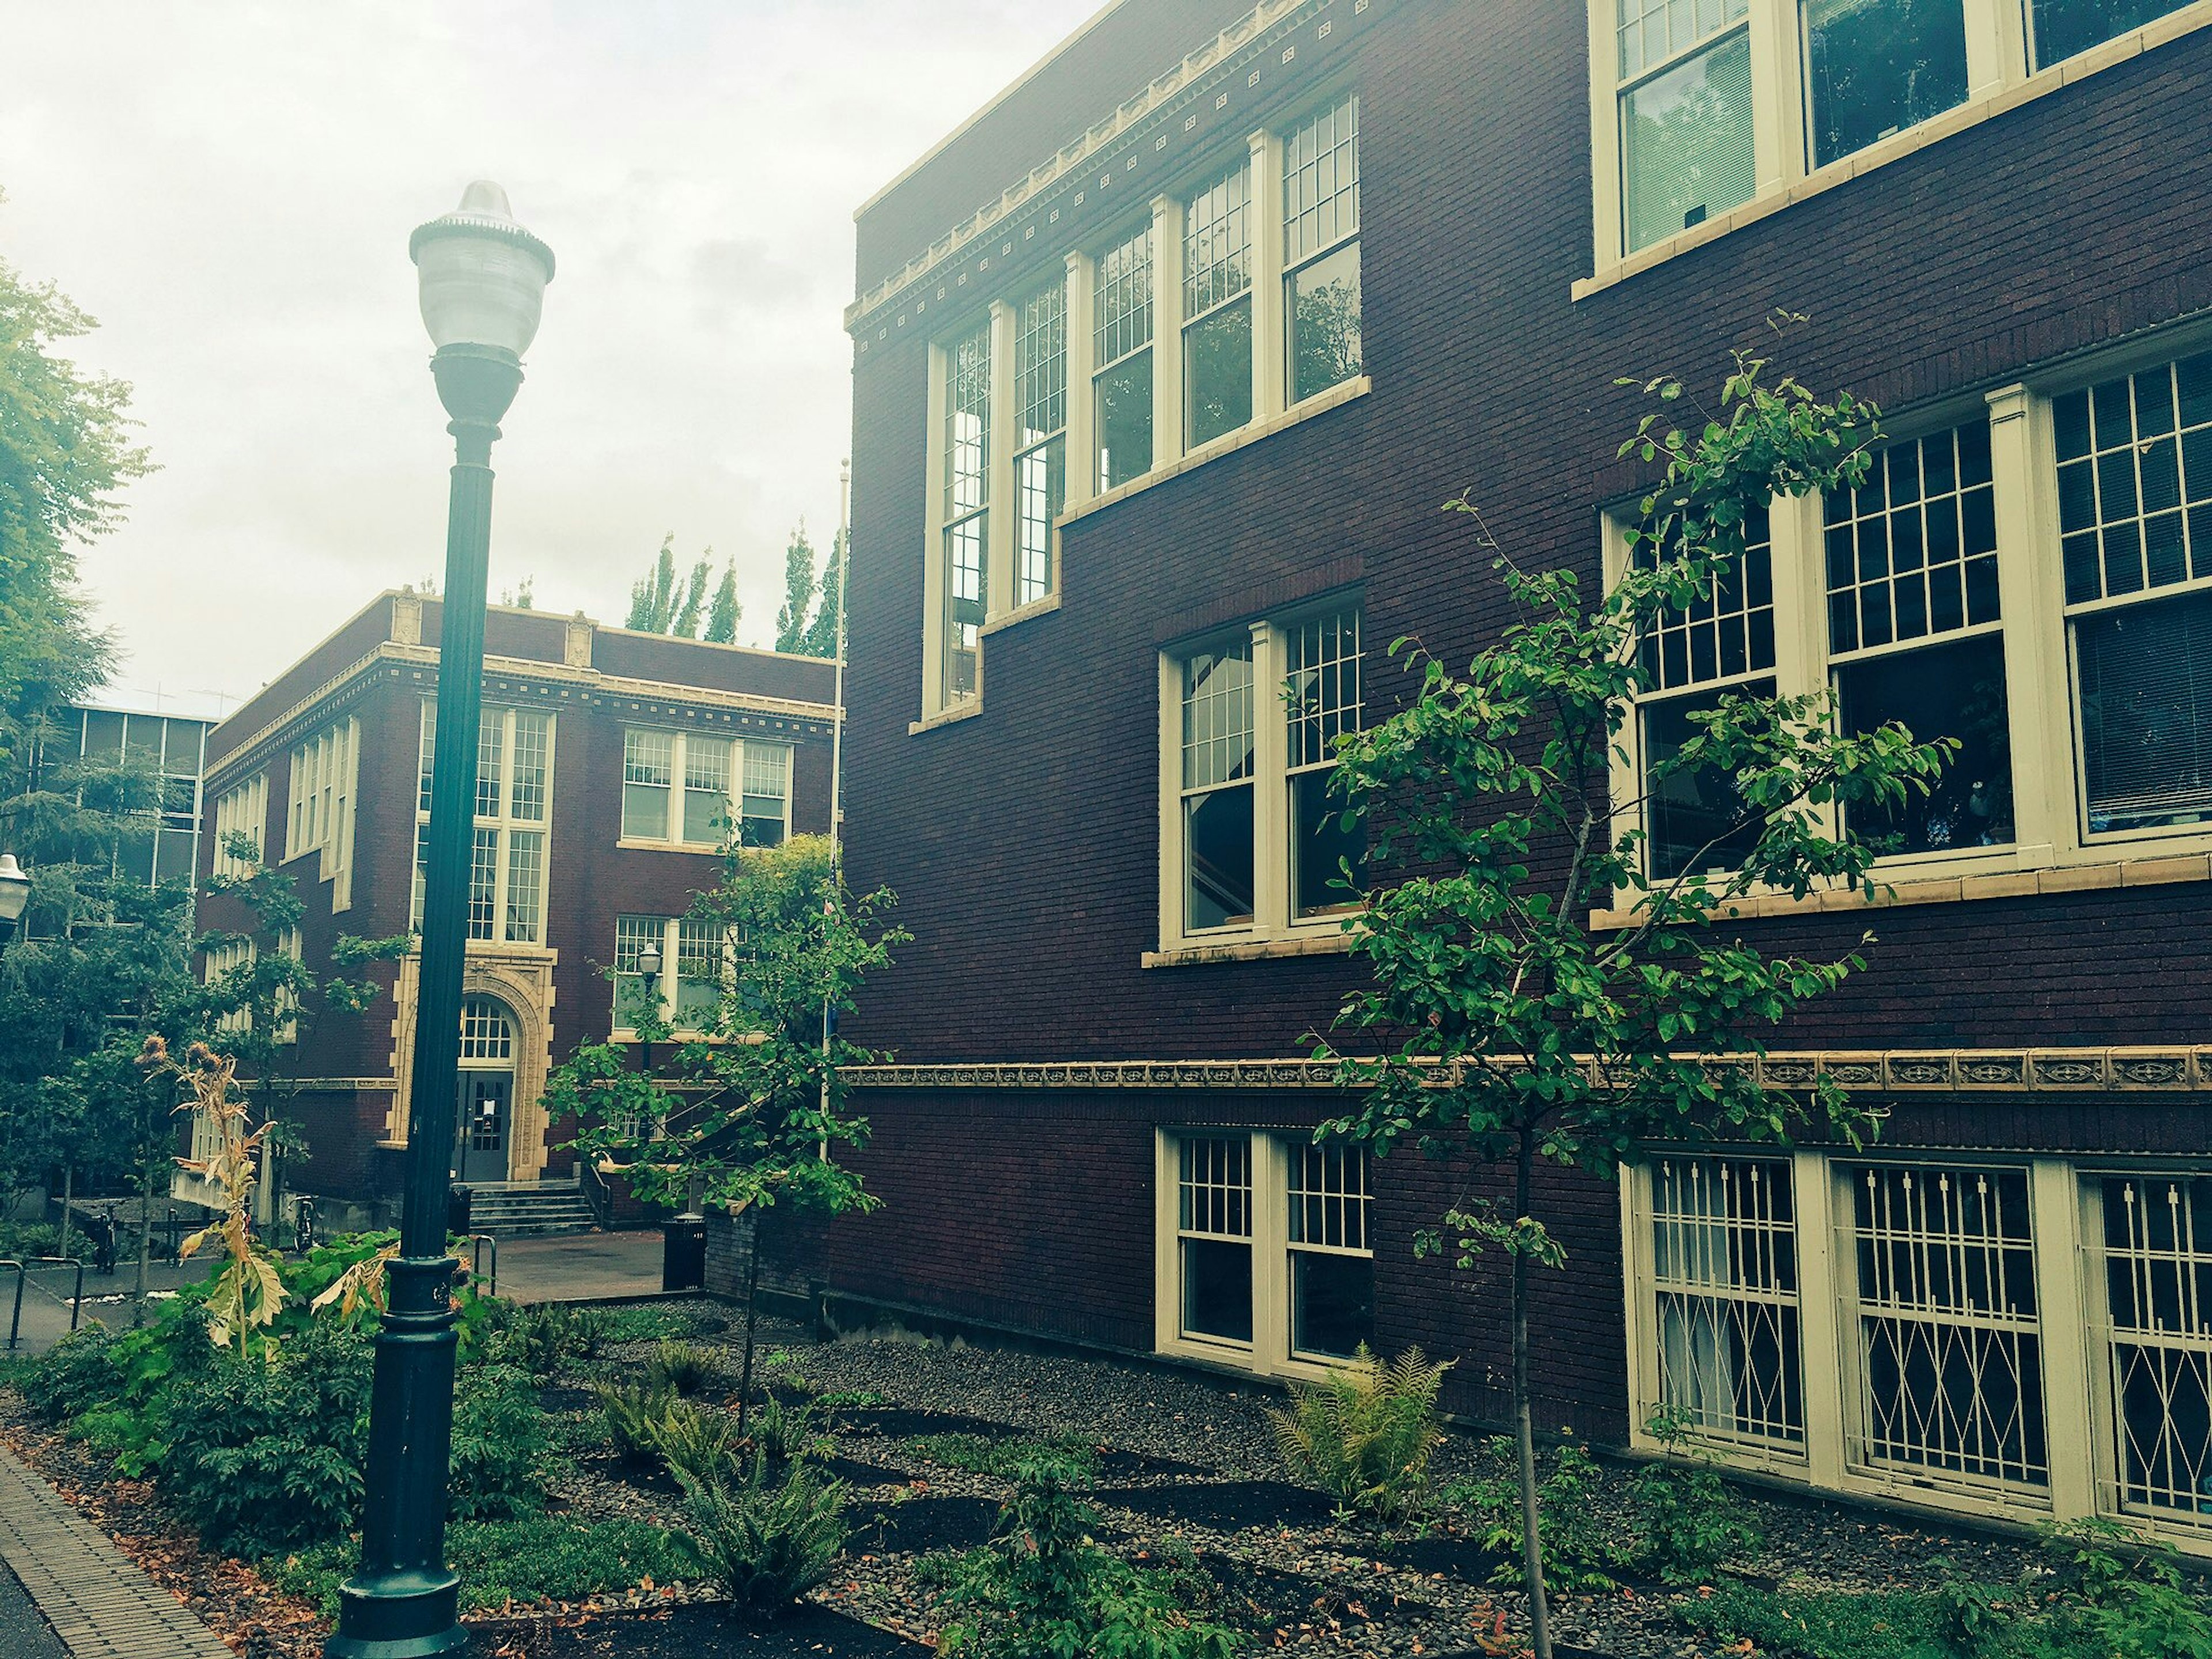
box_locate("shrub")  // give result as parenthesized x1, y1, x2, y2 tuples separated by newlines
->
(676, 1450, 850, 1609)
(1268, 1344, 1450, 1528)
(1679, 1582, 1948, 1659)
(752, 1393, 832, 1467)
(448, 1363, 550, 1521)
(650, 1397, 748, 1488)
(646, 1339, 719, 1397)
(263, 1514, 694, 1618)
(911, 1431, 1099, 1486)
(1630, 1410, 1763, 1585)
(1456, 1442, 1639, 1593)
(593, 1303, 722, 1344)
(19, 1324, 120, 1424)
(163, 1320, 373, 1556)
(591, 1380, 676, 1467)
(932, 1461, 1240, 1659)
(482, 1302, 608, 1377)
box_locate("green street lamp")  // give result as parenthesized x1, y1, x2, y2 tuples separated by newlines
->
(327, 181, 553, 1659)
(0, 853, 29, 954)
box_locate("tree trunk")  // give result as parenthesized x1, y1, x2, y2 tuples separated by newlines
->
(133, 1125, 154, 1326)
(56, 1165, 73, 1264)
(1514, 1127, 1552, 1659)
(736, 1206, 763, 1437)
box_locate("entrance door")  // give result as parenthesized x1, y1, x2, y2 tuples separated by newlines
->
(457, 1073, 513, 1183)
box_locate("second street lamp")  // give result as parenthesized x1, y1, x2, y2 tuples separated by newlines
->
(0, 853, 30, 955)
(327, 180, 554, 1659)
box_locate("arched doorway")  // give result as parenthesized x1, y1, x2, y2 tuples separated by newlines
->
(454, 995, 517, 1184)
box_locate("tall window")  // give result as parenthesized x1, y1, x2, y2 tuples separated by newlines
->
(1633, 505, 1775, 878)
(1180, 639, 1257, 932)
(2101, 1176, 2212, 1535)
(1285, 608, 1365, 917)
(942, 323, 992, 704)
(1849, 1164, 2048, 1491)
(1825, 422, 2014, 855)
(1650, 1157, 1804, 1448)
(1287, 1143, 1373, 1361)
(1014, 279, 1067, 606)
(2056, 355, 2212, 836)
(414, 702, 554, 944)
(1177, 1135, 1254, 1345)
(1616, 0, 1756, 253)
(613, 914, 730, 1033)
(620, 727, 793, 847)
(1802, 0, 1969, 169)
(1283, 95, 1362, 404)
(211, 774, 267, 879)
(286, 718, 358, 906)
(1094, 225, 1154, 491)
(2028, 0, 2195, 69)
(1183, 164, 1253, 449)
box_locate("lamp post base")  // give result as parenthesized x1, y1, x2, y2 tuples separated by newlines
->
(324, 1574, 467, 1659)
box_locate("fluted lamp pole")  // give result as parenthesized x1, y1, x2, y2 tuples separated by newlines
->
(327, 180, 554, 1659)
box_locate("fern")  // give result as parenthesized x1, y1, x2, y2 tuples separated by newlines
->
(675, 1450, 850, 1608)
(1267, 1343, 1450, 1528)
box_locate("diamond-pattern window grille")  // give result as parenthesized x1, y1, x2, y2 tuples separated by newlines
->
(1849, 1164, 2050, 1492)
(1651, 1157, 1804, 1448)
(2102, 1176, 2212, 1535)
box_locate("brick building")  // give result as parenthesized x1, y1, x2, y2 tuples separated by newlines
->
(821, 0, 2212, 1552)
(191, 590, 836, 1228)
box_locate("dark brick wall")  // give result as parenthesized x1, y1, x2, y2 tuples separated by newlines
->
(834, 3, 2212, 1434)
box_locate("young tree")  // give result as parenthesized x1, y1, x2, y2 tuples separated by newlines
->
(799, 530, 844, 662)
(704, 560, 741, 644)
(625, 533, 715, 637)
(774, 524, 818, 654)
(545, 834, 906, 1427)
(1317, 349, 1948, 1659)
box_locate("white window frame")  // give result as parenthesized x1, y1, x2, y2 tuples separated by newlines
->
(916, 95, 1371, 728)
(285, 718, 359, 909)
(1605, 341, 2212, 911)
(211, 773, 268, 879)
(611, 912, 735, 1039)
(1620, 1148, 2212, 1552)
(1585, 0, 2212, 282)
(1012, 276, 1068, 610)
(1154, 1128, 1377, 1382)
(618, 725, 793, 851)
(1158, 600, 1365, 954)
(412, 700, 556, 947)
(202, 937, 256, 1036)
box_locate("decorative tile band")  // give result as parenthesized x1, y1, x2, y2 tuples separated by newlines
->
(844, 1049, 2212, 1093)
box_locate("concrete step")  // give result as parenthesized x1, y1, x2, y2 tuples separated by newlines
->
(464, 1183, 597, 1238)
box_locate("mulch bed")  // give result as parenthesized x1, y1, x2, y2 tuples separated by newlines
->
(0, 1300, 2141, 1658)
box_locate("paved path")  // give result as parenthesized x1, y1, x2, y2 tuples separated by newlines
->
(0, 1551, 68, 1659)
(495, 1229, 666, 1303)
(2, 1263, 204, 1359)
(0, 1448, 230, 1659)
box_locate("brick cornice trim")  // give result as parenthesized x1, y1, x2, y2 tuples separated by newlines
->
(845, 1047, 2212, 1093)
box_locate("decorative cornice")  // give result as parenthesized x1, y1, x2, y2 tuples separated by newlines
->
(846, 0, 1334, 334)
(845, 1048, 2212, 1094)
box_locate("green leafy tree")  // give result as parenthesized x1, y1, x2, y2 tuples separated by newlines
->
(800, 530, 844, 661)
(545, 834, 906, 1429)
(704, 561, 740, 644)
(624, 534, 714, 638)
(774, 525, 817, 653)
(1316, 347, 1949, 1659)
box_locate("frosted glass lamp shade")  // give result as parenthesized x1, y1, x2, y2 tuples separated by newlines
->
(410, 181, 555, 357)
(0, 854, 28, 925)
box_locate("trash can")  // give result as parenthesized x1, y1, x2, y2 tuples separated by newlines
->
(662, 1214, 706, 1292)
(447, 1183, 472, 1239)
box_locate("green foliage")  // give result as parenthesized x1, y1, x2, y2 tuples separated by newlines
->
(815, 1388, 893, 1410)
(0, 1221, 60, 1259)
(650, 1397, 749, 1488)
(264, 1516, 694, 1619)
(591, 1302, 719, 1344)
(911, 1432, 1100, 1487)
(1267, 1345, 1448, 1528)
(932, 1462, 1241, 1659)
(645, 1339, 719, 1397)
(1630, 1410, 1763, 1585)
(593, 1379, 677, 1466)
(18, 1324, 122, 1424)
(774, 524, 844, 657)
(675, 1449, 850, 1609)
(1679, 1582, 1948, 1658)
(625, 533, 724, 640)
(1456, 1442, 1638, 1594)
(448, 1363, 550, 1522)
(162, 1320, 373, 1556)
(483, 1300, 611, 1376)
(751, 1392, 832, 1466)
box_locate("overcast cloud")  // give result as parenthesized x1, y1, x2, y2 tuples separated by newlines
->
(0, 1, 1101, 714)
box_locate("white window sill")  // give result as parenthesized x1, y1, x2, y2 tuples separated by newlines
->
(1155, 1334, 1370, 1387)
(908, 699, 983, 737)
(615, 837, 724, 854)
(1143, 929, 1358, 969)
(1591, 843, 2212, 929)
(979, 590, 1063, 638)
(1574, 3, 2212, 301)
(1061, 376, 1372, 531)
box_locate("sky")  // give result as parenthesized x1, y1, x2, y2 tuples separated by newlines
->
(0, 0, 1104, 718)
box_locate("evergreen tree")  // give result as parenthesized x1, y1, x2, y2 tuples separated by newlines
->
(624, 535, 714, 638)
(704, 560, 740, 643)
(799, 529, 844, 661)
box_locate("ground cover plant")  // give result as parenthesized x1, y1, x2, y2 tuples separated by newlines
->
(263, 1515, 696, 1619)
(910, 1431, 1100, 1486)
(1267, 1344, 1448, 1528)
(677, 1448, 853, 1609)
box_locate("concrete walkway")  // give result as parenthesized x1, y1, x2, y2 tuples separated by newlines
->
(494, 1228, 666, 1303)
(0, 1448, 230, 1659)
(2, 1262, 204, 1359)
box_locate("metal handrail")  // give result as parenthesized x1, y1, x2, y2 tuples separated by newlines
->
(465, 1233, 497, 1297)
(2, 1257, 86, 1351)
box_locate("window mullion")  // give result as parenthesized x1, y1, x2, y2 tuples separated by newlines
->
(1986, 385, 2074, 860)
(1064, 251, 1097, 505)
(1248, 127, 1286, 426)
(1151, 194, 1185, 467)
(1252, 1133, 1291, 1372)
(1157, 652, 1186, 946)
(1770, 490, 1840, 841)
(986, 300, 1019, 621)
(921, 342, 952, 718)
(2029, 1157, 2096, 1521)
(1793, 1149, 1849, 1490)
(1962, 0, 2023, 94)
(1750, 0, 1804, 190)
(1251, 620, 1290, 936)
(1589, 0, 1626, 270)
